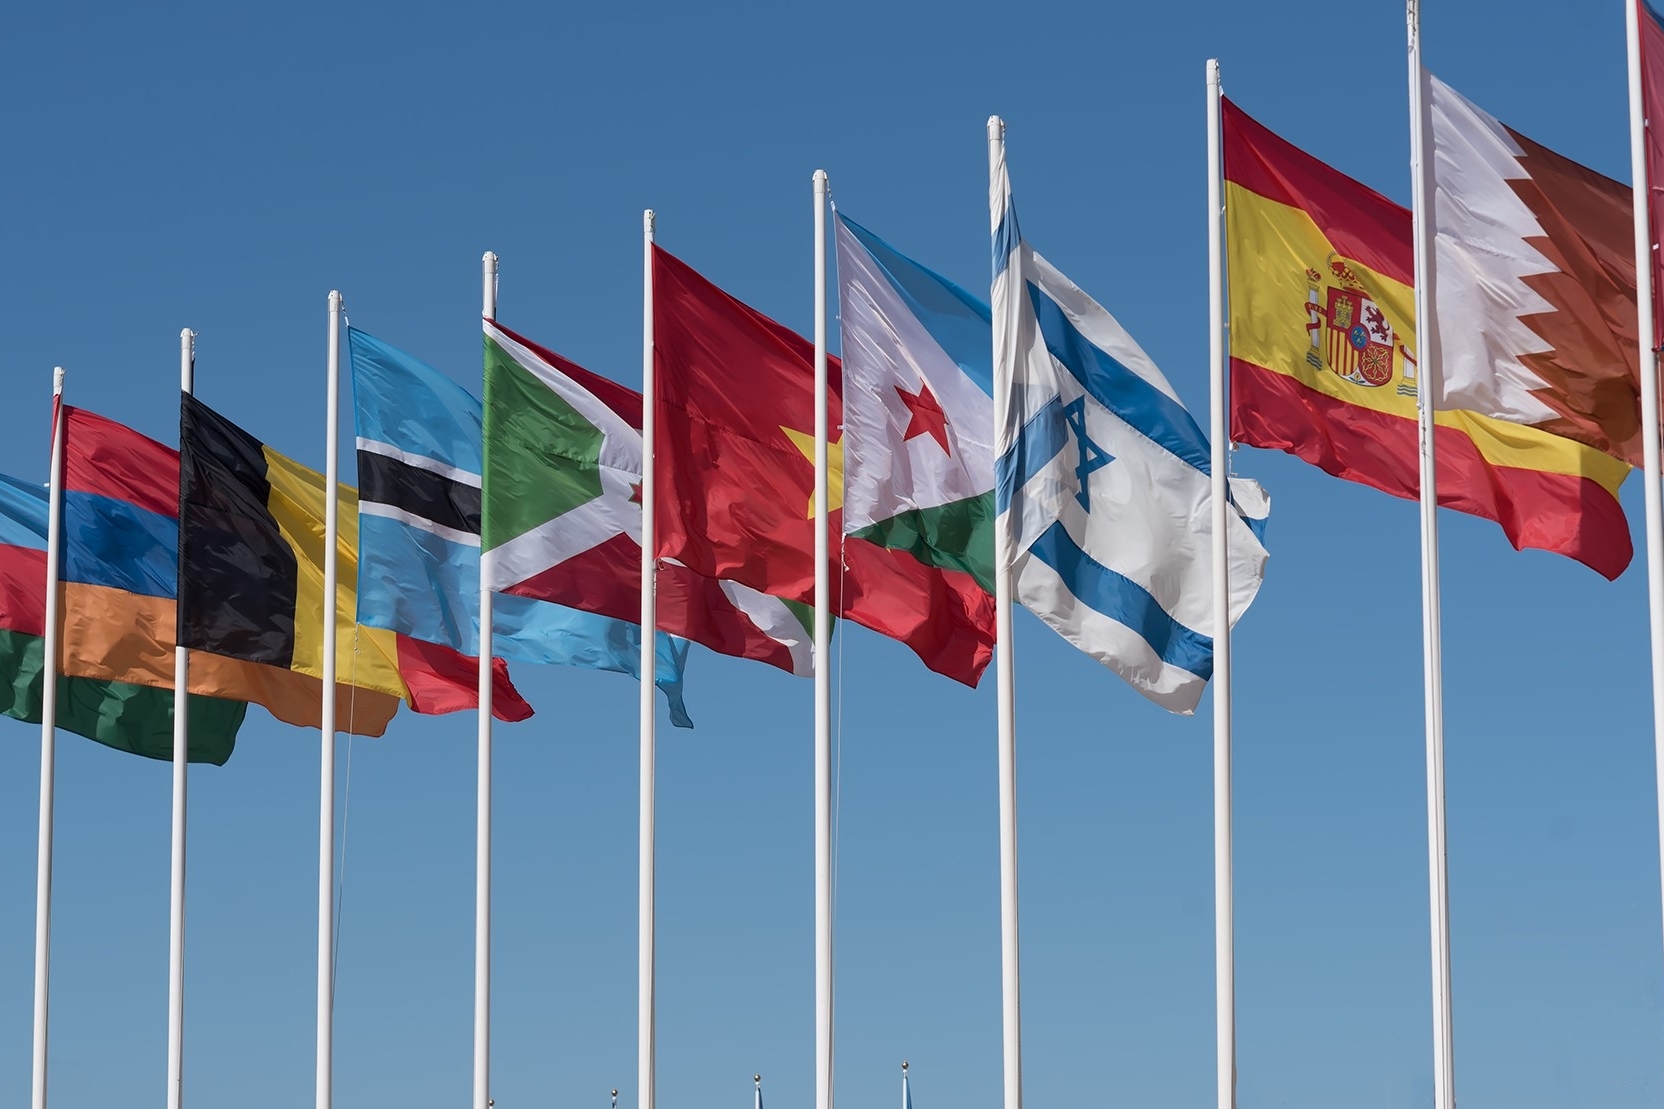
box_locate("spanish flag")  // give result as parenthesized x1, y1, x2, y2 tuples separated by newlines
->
(1224, 98, 1632, 580)
(178, 393, 531, 731)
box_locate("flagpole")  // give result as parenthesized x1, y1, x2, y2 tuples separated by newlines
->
(987, 113, 1024, 1109)
(317, 292, 344, 1109)
(477, 250, 499, 1109)
(1625, 0, 1664, 1031)
(754, 1073, 763, 1109)
(638, 212, 658, 1109)
(1205, 57, 1236, 1109)
(812, 167, 834, 1109)
(31, 365, 66, 1109)
(168, 332, 194, 1109)
(900, 1060, 910, 1109)
(1406, 5, 1456, 1108)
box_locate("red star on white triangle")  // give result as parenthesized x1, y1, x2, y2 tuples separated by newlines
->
(895, 380, 951, 455)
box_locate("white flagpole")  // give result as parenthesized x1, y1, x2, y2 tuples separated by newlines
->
(987, 113, 1024, 1109)
(168, 332, 194, 1109)
(1205, 57, 1236, 1109)
(639, 211, 658, 1109)
(476, 251, 499, 1109)
(754, 1073, 763, 1109)
(900, 1060, 910, 1109)
(1406, 5, 1456, 1107)
(31, 365, 66, 1109)
(1625, 0, 1664, 1027)
(317, 292, 344, 1109)
(812, 167, 834, 1109)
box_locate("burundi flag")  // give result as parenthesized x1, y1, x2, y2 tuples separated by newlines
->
(992, 144, 1270, 714)
(0, 469, 246, 764)
(652, 246, 995, 685)
(178, 392, 533, 730)
(350, 327, 692, 728)
(835, 213, 996, 607)
(480, 318, 816, 679)
(1428, 72, 1640, 465)
(1223, 96, 1631, 579)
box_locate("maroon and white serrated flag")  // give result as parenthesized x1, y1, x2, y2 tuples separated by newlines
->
(1429, 71, 1642, 466)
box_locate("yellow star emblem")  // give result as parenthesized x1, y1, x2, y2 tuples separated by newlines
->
(781, 427, 845, 518)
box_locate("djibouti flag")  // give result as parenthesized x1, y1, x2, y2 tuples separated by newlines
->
(835, 212, 997, 623)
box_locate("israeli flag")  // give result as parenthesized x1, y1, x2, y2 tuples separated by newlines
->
(992, 146, 1269, 714)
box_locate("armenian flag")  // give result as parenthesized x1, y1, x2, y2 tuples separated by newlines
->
(1223, 98, 1632, 580)
(0, 469, 246, 763)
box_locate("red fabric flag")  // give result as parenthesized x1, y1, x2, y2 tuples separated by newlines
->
(395, 634, 532, 721)
(652, 246, 995, 685)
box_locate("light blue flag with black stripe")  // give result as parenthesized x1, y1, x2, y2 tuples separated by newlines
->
(349, 327, 692, 727)
(991, 145, 1270, 713)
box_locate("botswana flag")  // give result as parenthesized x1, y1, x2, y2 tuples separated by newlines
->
(178, 392, 531, 727)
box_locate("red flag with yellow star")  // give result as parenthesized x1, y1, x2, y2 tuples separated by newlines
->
(653, 246, 995, 685)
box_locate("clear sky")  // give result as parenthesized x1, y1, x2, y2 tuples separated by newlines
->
(2, 1, 1660, 1107)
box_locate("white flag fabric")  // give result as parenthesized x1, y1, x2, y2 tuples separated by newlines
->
(991, 143, 1270, 713)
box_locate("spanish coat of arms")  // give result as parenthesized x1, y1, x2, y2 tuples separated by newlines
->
(1303, 256, 1414, 393)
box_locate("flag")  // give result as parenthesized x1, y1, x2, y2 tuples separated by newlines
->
(177, 392, 532, 728)
(992, 144, 1270, 714)
(0, 469, 246, 764)
(55, 404, 409, 736)
(835, 212, 997, 620)
(1641, 0, 1664, 327)
(479, 318, 816, 679)
(1224, 97, 1633, 579)
(1429, 72, 1641, 464)
(652, 246, 996, 686)
(349, 326, 694, 727)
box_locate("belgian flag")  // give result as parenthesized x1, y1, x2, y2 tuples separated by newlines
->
(179, 393, 530, 732)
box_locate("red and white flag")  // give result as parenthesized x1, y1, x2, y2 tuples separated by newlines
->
(1429, 72, 1642, 465)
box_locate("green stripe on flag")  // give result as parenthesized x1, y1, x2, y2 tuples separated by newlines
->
(482, 336, 606, 551)
(780, 597, 815, 638)
(849, 492, 996, 595)
(0, 628, 246, 765)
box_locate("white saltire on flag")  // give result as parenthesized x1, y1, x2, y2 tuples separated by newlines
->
(479, 318, 816, 677)
(991, 145, 1270, 713)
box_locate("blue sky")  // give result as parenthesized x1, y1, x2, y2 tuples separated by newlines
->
(2, 1, 1661, 1107)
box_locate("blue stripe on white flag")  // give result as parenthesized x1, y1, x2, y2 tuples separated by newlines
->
(1024, 283, 1212, 475)
(1027, 520, 1213, 679)
(994, 396, 1069, 516)
(992, 193, 1021, 279)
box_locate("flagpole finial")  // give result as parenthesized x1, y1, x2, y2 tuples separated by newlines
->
(754, 1074, 762, 1085)
(902, 1060, 909, 1071)
(814, 169, 828, 185)
(987, 115, 1004, 140)
(644, 209, 656, 235)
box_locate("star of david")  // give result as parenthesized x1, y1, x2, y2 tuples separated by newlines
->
(1062, 397, 1113, 511)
